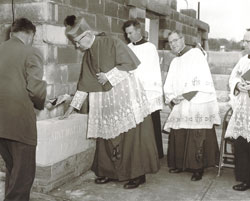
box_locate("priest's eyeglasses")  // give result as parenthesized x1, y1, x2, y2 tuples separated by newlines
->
(169, 37, 181, 45)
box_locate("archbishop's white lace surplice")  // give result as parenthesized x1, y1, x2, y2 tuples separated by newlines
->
(71, 68, 151, 139)
(225, 55, 250, 142)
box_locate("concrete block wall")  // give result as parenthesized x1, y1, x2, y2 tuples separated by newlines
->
(159, 8, 209, 50)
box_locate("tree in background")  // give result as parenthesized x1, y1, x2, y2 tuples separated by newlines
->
(208, 38, 241, 51)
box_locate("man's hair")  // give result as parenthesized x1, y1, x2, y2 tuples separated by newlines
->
(122, 19, 141, 32)
(11, 18, 36, 34)
(168, 30, 184, 39)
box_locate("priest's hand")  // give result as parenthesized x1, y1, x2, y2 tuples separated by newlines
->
(96, 72, 108, 85)
(236, 82, 248, 93)
(172, 95, 185, 105)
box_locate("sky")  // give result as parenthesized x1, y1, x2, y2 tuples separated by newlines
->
(177, 0, 250, 41)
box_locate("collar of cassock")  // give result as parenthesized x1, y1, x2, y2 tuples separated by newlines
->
(177, 46, 192, 57)
(132, 38, 147, 45)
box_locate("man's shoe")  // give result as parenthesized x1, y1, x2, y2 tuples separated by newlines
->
(191, 172, 203, 181)
(233, 183, 250, 191)
(95, 177, 113, 184)
(124, 175, 146, 189)
(169, 168, 182, 173)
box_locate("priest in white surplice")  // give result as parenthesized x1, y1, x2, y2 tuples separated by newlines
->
(163, 31, 220, 181)
(225, 29, 250, 191)
(122, 19, 164, 158)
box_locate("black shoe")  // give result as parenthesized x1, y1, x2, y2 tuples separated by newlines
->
(123, 175, 146, 189)
(95, 177, 113, 184)
(233, 182, 250, 191)
(191, 172, 203, 181)
(169, 168, 183, 173)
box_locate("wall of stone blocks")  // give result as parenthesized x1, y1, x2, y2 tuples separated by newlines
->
(0, 0, 208, 121)
(158, 8, 209, 50)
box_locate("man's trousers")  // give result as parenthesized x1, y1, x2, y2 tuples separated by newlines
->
(0, 138, 36, 201)
(234, 136, 250, 185)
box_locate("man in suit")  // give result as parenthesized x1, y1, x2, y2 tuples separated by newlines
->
(0, 18, 47, 201)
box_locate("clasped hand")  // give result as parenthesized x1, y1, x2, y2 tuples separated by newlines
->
(237, 82, 250, 93)
(96, 72, 108, 85)
(172, 95, 185, 105)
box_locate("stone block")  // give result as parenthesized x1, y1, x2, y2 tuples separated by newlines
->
(175, 21, 182, 32)
(0, 24, 10, 44)
(111, 18, 124, 33)
(159, 17, 171, 30)
(118, 5, 129, 20)
(184, 34, 197, 46)
(135, 7, 146, 19)
(33, 147, 94, 193)
(105, 0, 119, 18)
(36, 113, 94, 166)
(180, 9, 196, 19)
(16, 2, 54, 22)
(202, 31, 208, 40)
(96, 14, 111, 32)
(54, 83, 69, 97)
(0, 2, 52, 23)
(44, 64, 63, 84)
(70, 0, 88, 10)
(111, 0, 125, 4)
(195, 19, 209, 32)
(145, 0, 172, 16)
(57, 4, 77, 25)
(171, 10, 180, 21)
(125, 0, 146, 8)
(46, 84, 55, 100)
(68, 83, 78, 95)
(159, 29, 171, 40)
(88, 0, 105, 15)
(40, 25, 68, 45)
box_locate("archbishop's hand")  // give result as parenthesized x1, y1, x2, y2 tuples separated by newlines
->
(59, 105, 74, 120)
(96, 72, 108, 85)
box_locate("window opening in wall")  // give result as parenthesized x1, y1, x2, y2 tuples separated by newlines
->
(145, 17, 159, 49)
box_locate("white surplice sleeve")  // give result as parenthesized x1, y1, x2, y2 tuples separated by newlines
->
(105, 67, 129, 86)
(70, 90, 88, 110)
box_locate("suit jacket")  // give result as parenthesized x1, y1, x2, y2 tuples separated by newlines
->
(0, 37, 47, 146)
